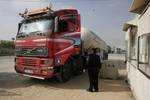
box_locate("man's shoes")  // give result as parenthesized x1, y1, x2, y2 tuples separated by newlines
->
(86, 89, 93, 92)
(86, 89, 99, 92)
(94, 90, 99, 92)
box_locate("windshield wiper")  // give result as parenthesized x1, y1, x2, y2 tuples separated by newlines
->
(17, 32, 27, 38)
(29, 31, 44, 36)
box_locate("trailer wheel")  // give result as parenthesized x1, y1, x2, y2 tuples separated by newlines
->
(56, 59, 72, 82)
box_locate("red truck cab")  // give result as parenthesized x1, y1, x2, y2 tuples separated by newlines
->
(15, 7, 82, 82)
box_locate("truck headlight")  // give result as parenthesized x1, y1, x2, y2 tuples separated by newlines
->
(40, 59, 53, 66)
(43, 60, 50, 66)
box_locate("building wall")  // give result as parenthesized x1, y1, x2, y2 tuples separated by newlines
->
(138, 6, 150, 36)
(126, 5, 150, 100)
(128, 62, 150, 100)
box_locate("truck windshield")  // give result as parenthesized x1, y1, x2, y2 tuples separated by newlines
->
(17, 19, 53, 38)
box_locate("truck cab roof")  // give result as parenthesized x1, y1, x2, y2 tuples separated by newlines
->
(24, 8, 78, 17)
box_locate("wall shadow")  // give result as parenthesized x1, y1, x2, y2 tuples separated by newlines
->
(100, 78, 130, 92)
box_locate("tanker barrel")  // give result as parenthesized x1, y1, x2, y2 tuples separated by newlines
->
(81, 28, 107, 53)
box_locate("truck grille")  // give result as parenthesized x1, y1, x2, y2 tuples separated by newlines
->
(22, 58, 37, 66)
(15, 47, 48, 57)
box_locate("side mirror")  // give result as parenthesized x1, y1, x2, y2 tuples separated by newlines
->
(54, 16, 59, 33)
(12, 38, 15, 41)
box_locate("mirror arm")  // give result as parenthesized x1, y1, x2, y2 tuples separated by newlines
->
(18, 23, 22, 33)
(54, 16, 59, 33)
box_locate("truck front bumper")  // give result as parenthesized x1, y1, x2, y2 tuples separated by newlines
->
(15, 65, 54, 79)
(15, 57, 55, 79)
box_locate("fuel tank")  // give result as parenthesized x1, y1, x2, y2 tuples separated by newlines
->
(81, 28, 107, 51)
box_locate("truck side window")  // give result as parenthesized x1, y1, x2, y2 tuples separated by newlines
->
(58, 15, 77, 33)
(58, 20, 68, 32)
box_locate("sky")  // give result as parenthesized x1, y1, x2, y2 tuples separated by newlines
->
(0, 0, 133, 48)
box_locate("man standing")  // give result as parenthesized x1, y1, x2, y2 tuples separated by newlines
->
(87, 48, 101, 92)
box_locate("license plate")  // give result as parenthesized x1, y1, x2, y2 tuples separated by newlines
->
(24, 69, 34, 74)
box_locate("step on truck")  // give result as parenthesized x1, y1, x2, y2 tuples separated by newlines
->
(15, 6, 107, 82)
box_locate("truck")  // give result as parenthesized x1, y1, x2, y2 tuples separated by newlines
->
(15, 7, 107, 82)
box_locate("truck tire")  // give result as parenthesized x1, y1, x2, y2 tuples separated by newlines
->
(75, 58, 84, 75)
(70, 57, 83, 75)
(56, 59, 72, 82)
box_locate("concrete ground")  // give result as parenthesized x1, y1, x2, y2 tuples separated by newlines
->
(0, 56, 134, 100)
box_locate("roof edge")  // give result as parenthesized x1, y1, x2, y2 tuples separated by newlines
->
(130, 0, 149, 14)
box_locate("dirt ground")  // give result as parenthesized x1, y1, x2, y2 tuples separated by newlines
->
(0, 56, 134, 100)
(0, 72, 134, 100)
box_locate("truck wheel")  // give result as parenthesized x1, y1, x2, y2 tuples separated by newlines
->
(56, 60, 72, 82)
(76, 59, 84, 75)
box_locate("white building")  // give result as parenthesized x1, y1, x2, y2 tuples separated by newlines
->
(123, 0, 150, 100)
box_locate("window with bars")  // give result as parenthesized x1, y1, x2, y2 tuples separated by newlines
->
(138, 34, 150, 78)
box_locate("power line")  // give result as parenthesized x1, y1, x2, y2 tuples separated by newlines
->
(0, 0, 49, 2)
(0, 0, 113, 2)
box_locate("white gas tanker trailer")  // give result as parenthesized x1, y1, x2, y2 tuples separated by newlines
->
(81, 27, 108, 59)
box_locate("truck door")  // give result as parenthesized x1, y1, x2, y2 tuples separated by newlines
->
(53, 14, 81, 66)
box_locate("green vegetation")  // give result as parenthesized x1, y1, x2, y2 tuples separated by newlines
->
(0, 40, 15, 56)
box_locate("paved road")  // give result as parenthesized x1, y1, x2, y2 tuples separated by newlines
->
(0, 56, 134, 100)
(0, 56, 15, 73)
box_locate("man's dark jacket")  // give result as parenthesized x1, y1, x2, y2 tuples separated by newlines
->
(87, 54, 101, 71)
